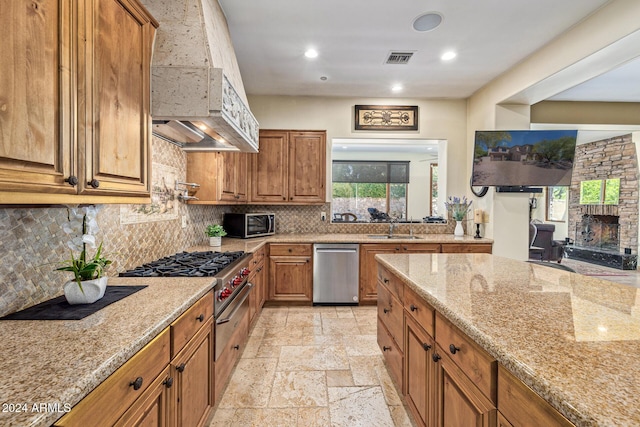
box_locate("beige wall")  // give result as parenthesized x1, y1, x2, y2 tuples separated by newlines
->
(467, 0, 640, 260)
(248, 95, 467, 209)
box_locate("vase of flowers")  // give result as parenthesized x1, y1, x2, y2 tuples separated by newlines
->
(445, 196, 472, 237)
(206, 224, 227, 247)
(56, 206, 111, 305)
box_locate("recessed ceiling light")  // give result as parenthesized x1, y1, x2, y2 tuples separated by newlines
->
(320, 76, 328, 81)
(304, 48, 318, 59)
(441, 51, 457, 61)
(413, 12, 443, 32)
(391, 84, 403, 92)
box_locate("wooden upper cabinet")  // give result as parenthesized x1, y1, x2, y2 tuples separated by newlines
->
(0, 0, 156, 204)
(250, 130, 289, 202)
(0, 0, 75, 196)
(250, 130, 326, 204)
(288, 131, 326, 203)
(78, 0, 155, 197)
(186, 151, 248, 204)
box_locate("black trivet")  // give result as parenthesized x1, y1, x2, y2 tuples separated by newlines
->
(0, 286, 147, 321)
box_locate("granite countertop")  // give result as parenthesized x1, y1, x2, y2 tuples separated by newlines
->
(376, 252, 640, 426)
(192, 233, 493, 253)
(0, 277, 215, 427)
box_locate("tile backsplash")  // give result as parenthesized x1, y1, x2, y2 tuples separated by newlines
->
(0, 137, 453, 317)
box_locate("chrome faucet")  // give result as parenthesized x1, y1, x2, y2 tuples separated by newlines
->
(388, 220, 397, 237)
(409, 217, 414, 237)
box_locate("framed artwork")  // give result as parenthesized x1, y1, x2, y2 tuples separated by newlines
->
(354, 105, 418, 131)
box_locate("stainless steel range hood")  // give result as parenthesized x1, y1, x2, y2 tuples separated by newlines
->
(141, 0, 259, 153)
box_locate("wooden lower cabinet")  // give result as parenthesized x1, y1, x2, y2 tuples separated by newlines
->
(171, 318, 214, 427)
(114, 366, 172, 427)
(404, 314, 436, 427)
(268, 244, 313, 302)
(433, 346, 497, 427)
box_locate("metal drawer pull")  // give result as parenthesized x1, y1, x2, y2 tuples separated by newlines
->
(196, 314, 205, 322)
(410, 304, 418, 312)
(176, 363, 186, 372)
(162, 377, 174, 388)
(383, 346, 391, 351)
(233, 345, 240, 350)
(129, 377, 143, 390)
(383, 308, 390, 314)
(432, 353, 441, 362)
(449, 344, 460, 354)
(422, 343, 431, 351)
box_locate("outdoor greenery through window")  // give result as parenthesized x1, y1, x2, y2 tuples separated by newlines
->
(579, 178, 620, 205)
(546, 186, 567, 222)
(332, 160, 409, 221)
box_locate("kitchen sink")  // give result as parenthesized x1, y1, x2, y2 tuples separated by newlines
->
(367, 234, 423, 240)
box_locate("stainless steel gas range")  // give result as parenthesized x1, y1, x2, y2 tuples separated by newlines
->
(119, 250, 253, 360)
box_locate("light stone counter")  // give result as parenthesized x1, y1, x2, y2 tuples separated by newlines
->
(376, 252, 640, 426)
(191, 233, 493, 254)
(0, 277, 215, 427)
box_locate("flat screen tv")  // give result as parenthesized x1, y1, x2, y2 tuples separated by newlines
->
(472, 130, 578, 187)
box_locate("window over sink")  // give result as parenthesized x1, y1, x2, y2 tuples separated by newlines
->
(330, 138, 446, 223)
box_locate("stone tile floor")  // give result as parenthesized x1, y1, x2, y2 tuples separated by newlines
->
(208, 305, 414, 427)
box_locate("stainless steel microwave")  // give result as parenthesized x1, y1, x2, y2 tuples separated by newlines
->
(223, 213, 275, 238)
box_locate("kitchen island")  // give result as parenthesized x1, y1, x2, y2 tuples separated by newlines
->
(375, 252, 640, 426)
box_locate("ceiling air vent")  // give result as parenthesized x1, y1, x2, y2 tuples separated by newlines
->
(385, 51, 414, 64)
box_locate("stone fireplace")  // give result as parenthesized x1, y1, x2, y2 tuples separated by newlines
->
(566, 134, 638, 270)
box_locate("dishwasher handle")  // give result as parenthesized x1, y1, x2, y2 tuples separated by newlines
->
(315, 248, 358, 253)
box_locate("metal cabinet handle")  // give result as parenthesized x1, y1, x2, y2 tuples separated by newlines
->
(162, 377, 174, 388)
(64, 176, 78, 186)
(196, 314, 205, 322)
(432, 353, 441, 363)
(422, 343, 431, 351)
(233, 345, 240, 350)
(383, 346, 391, 351)
(410, 304, 418, 312)
(88, 179, 100, 188)
(383, 308, 390, 314)
(129, 377, 143, 390)
(383, 278, 389, 283)
(176, 363, 186, 372)
(449, 344, 460, 355)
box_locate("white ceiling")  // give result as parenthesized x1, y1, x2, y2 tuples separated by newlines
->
(217, 0, 639, 101)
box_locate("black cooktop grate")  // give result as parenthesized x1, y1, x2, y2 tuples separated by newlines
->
(119, 251, 245, 277)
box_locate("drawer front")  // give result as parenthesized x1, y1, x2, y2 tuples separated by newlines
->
(377, 264, 404, 304)
(171, 291, 214, 358)
(377, 316, 403, 388)
(435, 312, 496, 403)
(251, 245, 266, 267)
(441, 243, 493, 253)
(498, 365, 574, 427)
(56, 328, 170, 427)
(377, 281, 404, 347)
(269, 243, 312, 256)
(214, 307, 249, 402)
(404, 286, 435, 337)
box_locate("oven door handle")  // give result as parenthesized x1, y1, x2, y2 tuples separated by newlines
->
(216, 282, 254, 325)
(267, 215, 273, 234)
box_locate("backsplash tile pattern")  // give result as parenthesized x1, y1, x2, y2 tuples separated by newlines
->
(0, 137, 228, 317)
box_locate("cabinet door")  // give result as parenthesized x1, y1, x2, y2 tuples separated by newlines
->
(359, 244, 402, 303)
(405, 315, 436, 427)
(251, 130, 289, 202)
(219, 151, 240, 202)
(433, 347, 496, 427)
(288, 131, 326, 203)
(0, 0, 75, 196)
(172, 318, 214, 427)
(114, 366, 171, 427)
(235, 152, 249, 201)
(268, 256, 312, 302)
(186, 152, 221, 203)
(79, 0, 154, 196)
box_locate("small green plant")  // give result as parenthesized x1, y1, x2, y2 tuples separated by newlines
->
(56, 206, 112, 291)
(205, 224, 227, 237)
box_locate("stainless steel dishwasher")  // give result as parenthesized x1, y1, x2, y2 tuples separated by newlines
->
(313, 243, 359, 305)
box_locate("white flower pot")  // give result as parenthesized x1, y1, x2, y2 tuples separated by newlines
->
(63, 277, 108, 305)
(454, 221, 464, 237)
(209, 236, 222, 247)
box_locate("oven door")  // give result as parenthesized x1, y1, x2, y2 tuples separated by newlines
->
(246, 214, 275, 237)
(215, 282, 252, 360)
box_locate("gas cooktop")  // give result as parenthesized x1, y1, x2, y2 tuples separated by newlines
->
(119, 251, 246, 277)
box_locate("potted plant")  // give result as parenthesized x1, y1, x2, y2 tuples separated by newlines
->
(206, 224, 227, 247)
(445, 196, 472, 237)
(56, 206, 112, 304)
